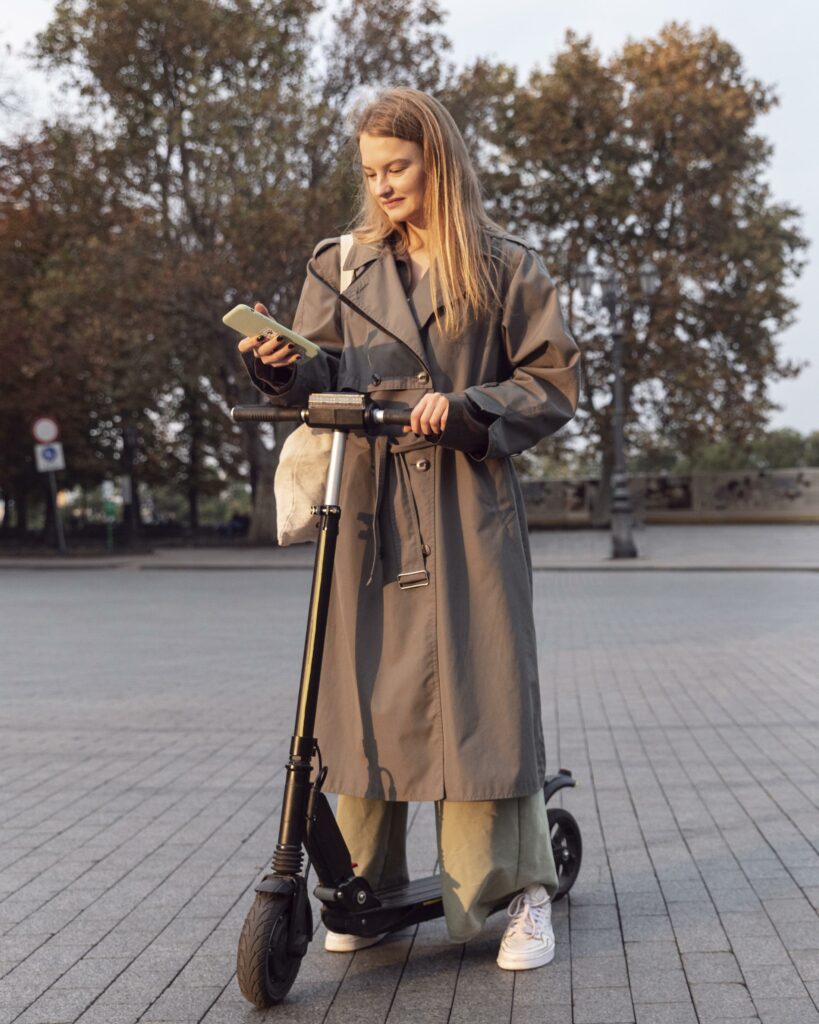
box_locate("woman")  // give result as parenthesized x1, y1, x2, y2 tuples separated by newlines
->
(238, 88, 581, 971)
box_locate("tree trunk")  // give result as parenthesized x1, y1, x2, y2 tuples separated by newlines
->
(76, 486, 87, 528)
(15, 482, 28, 536)
(41, 475, 56, 546)
(188, 481, 199, 532)
(247, 423, 259, 507)
(121, 427, 142, 544)
(591, 446, 613, 527)
(132, 468, 143, 527)
(186, 388, 201, 533)
(248, 456, 276, 544)
(247, 421, 296, 545)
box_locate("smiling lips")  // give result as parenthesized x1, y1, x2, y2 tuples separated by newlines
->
(384, 198, 403, 207)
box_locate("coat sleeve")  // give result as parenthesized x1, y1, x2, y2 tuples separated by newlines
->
(240, 240, 343, 405)
(435, 245, 581, 461)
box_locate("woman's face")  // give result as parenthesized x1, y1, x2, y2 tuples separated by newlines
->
(359, 132, 426, 229)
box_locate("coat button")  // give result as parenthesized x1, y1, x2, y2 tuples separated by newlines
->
(415, 459, 430, 472)
(371, 373, 381, 386)
(422, 543, 431, 556)
(416, 371, 429, 384)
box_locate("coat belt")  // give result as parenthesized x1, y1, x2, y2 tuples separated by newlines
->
(365, 434, 432, 590)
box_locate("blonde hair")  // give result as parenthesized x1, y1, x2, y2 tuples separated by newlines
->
(350, 87, 503, 338)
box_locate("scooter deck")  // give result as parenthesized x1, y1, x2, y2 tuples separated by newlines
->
(320, 874, 443, 937)
(319, 874, 513, 937)
(375, 875, 442, 907)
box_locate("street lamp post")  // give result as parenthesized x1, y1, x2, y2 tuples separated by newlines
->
(577, 257, 660, 559)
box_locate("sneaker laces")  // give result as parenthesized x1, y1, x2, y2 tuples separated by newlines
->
(506, 886, 551, 940)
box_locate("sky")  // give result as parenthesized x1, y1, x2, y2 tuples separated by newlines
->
(1, 0, 815, 435)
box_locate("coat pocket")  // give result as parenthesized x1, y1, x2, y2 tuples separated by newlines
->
(366, 332, 427, 389)
(473, 458, 519, 532)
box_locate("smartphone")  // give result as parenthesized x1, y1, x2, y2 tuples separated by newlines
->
(222, 304, 322, 360)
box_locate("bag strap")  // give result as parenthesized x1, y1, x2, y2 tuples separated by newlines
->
(339, 233, 354, 293)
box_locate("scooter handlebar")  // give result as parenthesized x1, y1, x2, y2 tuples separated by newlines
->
(230, 398, 412, 429)
(230, 405, 305, 423)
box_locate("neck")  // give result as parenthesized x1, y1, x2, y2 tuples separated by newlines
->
(405, 221, 429, 253)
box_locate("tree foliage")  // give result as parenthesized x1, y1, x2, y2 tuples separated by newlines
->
(671, 427, 819, 473)
(0, 9, 808, 542)
(450, 24, 807, 474)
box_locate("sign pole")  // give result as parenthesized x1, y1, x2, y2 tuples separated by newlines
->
(32, 417, 68, 556)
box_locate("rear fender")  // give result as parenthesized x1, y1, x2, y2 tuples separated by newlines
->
(543, 769, 576, 804)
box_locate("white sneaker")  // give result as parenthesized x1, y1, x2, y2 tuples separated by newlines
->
(496, 883, 555, 970)
(324, 929, 387, 953)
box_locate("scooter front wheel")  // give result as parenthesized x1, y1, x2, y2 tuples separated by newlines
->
(236, 893, 302, 1007)
(548, 806, 582, 900)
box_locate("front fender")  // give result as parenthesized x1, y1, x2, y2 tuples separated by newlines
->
(255, 875, 297, 897)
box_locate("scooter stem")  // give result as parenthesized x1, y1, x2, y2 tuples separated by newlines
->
(294, 429, 346, 740)
(273, 429, 347, 876)
(323, 429, 347, 506)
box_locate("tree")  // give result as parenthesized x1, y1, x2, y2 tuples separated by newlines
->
(452, 24, 807, 511)
(30, 0, 454, 542)
(805, 432, 819, 469)
(33, 0, 323, 536)
(0, 125, 141, 535)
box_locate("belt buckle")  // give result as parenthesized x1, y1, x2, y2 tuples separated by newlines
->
(397, 569, 429, 590)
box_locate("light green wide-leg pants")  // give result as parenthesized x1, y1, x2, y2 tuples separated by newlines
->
(336, 791, 559, 943)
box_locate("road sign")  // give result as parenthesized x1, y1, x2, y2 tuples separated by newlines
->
(32, 417, 60, 444)
(34, 442, 66, 472)
(34, 438, 68, 554)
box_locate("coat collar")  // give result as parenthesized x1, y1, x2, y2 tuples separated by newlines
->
(342, 238, 382, 272)
(341, 237, 469, 358)
(341, 238, 429, 369)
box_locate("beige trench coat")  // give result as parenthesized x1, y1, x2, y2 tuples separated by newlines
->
(243, 229, 581, 802)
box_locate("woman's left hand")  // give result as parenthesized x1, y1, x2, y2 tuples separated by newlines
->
(404, 392, 450, 436)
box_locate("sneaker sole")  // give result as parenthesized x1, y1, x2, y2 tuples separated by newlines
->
(324, 931, 387, 953)
(496, 942, 556, 971)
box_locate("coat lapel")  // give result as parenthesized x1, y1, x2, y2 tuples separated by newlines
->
(342, 240, 429, 370)
(404, 262, 468, 335)
(410, 271, 441, 333)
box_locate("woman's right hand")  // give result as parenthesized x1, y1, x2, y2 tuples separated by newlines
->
(236, 302, 302, 368)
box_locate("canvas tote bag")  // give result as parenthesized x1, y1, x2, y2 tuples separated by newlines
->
(274, 234, 354, 545)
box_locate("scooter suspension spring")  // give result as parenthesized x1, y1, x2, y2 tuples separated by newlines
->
(272, 843, 303, 875)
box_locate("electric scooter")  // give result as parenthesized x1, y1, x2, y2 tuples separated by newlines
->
(231, 392, 582, 1009)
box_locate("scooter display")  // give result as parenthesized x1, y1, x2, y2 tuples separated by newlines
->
(230, 392, 582, 1009)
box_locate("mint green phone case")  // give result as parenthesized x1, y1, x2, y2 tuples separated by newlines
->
(222, 304, 321, 360)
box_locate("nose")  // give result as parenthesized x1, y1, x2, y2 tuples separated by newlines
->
(374, 174, 393, 197)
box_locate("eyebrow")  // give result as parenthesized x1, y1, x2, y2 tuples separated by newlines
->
(361, 158, 411, 171)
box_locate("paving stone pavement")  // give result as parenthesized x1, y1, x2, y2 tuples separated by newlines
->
(1, 561, 818, 1023)
(2, 523, 819, 572)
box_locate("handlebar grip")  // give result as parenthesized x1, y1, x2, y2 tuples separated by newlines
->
(374, 409, 412, 426)
(230, 405, 304, 423)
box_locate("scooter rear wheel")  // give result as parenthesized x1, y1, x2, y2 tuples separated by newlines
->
(236, 893, 301, 1008)
(548, 806, 582, 900)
